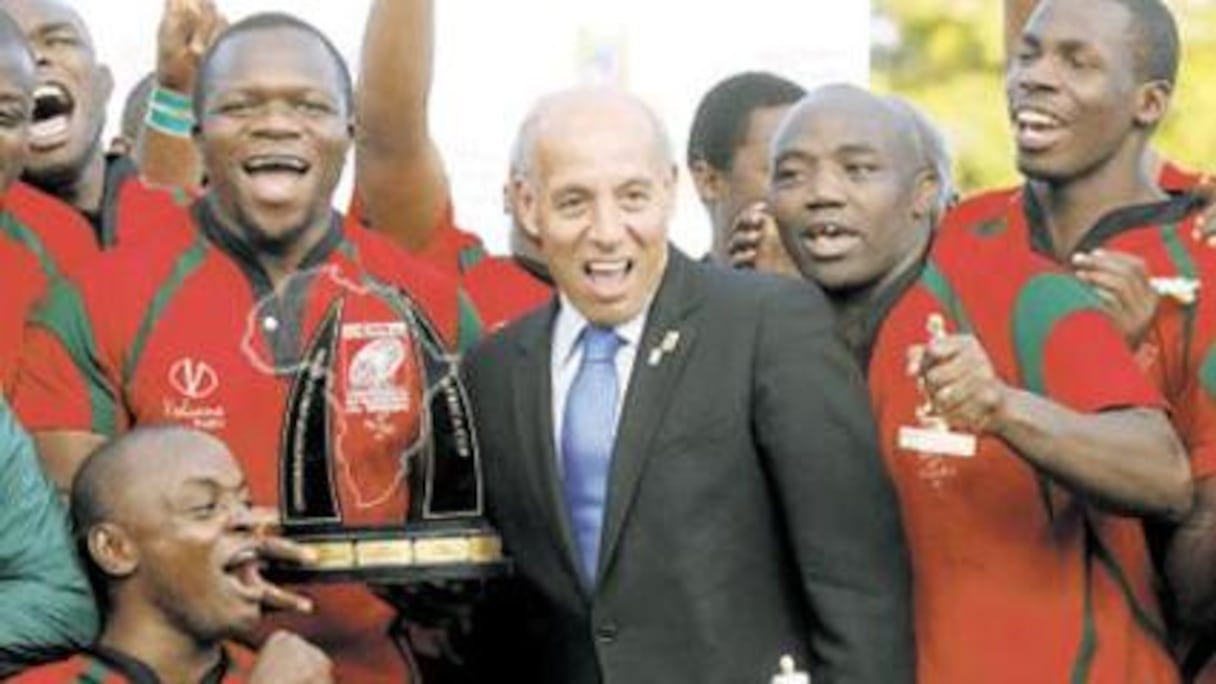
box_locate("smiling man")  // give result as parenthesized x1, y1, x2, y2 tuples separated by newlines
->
(461, 87, 912, 683)
(12, 12, 478, 683)
(940, 1, 1216, 675)
(11, 426, 332, 683)
(768, 83, 1189, 682)
(0, 0, 217, 248)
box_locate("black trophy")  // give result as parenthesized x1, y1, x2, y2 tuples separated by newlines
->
(267, 296, 510, 584)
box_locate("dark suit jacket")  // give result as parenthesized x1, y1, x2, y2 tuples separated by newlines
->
(461, 249, 913, 684)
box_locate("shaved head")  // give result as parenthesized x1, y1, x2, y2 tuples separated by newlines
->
(0, 0, 94, 49)
(71, 426, 233, 533)
(773, 84, 925, 178)
(516, 88, 674, 183)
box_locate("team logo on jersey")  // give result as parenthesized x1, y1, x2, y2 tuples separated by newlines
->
(164, 358, 226, 431)
(168, 358, 220, 400)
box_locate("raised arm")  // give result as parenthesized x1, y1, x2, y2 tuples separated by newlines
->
(354, 0, 449, 251)
(136, 0, 225, 190)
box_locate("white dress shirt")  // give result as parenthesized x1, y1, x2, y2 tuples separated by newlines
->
(550, 295, 651, 462)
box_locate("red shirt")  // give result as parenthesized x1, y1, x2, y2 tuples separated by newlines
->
(1159, 159, 1204, 193)
(350, 191, 552, 330)
(0, 181, 100, 394)
(869, 219, 1175, 682)
(950, 186, 1216, 476)
(13, 199, 475, 684)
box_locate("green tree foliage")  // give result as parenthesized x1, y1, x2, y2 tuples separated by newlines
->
(873, 0, 1215, 195)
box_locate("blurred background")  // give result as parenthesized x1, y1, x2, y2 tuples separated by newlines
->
(72, 0, 1211, 256)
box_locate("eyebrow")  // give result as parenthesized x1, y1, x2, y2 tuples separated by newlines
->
(34, 21, 81, 38)
(178, 475, 249, 492)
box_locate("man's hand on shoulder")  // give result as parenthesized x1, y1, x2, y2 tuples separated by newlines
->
(1072, 248, 1158, 347)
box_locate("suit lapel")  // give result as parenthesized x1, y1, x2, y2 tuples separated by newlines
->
(511, 301, 586, 589)
(596, 250, 703, 582)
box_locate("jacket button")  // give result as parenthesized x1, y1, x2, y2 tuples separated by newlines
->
(595, 623, 619, 643)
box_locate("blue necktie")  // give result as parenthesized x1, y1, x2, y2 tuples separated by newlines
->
(561, 325, 623, 583)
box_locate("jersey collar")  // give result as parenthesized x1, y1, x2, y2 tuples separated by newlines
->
(1023, 184, 1203, 259)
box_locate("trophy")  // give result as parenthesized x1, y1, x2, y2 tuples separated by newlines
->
(896, 314, 977, 458)
(267, 295, 510, 584)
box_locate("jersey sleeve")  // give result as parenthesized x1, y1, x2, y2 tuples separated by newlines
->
(0, 400, 98, 675)
(1011, 272, 1163, 412)
(0, 244, 45, 397)
(12, 275, 123, 437)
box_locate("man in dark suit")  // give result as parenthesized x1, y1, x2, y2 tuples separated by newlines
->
(460, 87, 913, 684)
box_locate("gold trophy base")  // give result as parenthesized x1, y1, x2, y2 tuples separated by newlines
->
(266, 520, 512, 584)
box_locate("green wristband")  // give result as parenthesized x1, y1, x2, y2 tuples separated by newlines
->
(145, 104, 194, 138)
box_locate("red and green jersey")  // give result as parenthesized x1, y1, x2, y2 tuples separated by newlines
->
(0, 180, 100, 279)
(0, 181, 100, 394)
(12, 198, 481, 684)
(91, 154, 196, 250)
(949, 186, 1216, 477)
(9, 644, 256, 683)
(0, 238, 43, 396)
(349, 190, 553, 331)
(869, 224, 1176, 683)
(461, 255, 552, 334)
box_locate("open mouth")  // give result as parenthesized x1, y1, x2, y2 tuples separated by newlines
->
(240, 154, 312, 204)
(30, 83, 75, 150)
(1012, 107, 1067, 152)
(800, 222, 860, 260)
(583, 259, 633, 291)
(221, 547, 267, 604)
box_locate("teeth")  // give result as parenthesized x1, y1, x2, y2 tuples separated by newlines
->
(1016, 110, 1059, 128)
(30, 116, 68, 140)
(245, 156, 308, 173)
(807, 224, 846, 239)
(587, 261, 628, 275)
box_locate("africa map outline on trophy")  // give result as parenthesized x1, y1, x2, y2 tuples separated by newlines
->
(239, 264, 509, 583)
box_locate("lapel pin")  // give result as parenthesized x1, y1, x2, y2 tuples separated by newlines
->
(648, 330, 681, 367)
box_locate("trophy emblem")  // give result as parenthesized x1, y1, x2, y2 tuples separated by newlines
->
(268, 292, 509, 583)
(896, 313, 977, 458)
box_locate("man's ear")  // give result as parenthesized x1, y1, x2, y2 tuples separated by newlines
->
(910, 168, 943, 224)
(689, 158, 724, 206)
(1133, 80, 1172, 129)
(88, 523, 139, 579)
(513, 176, 543, 244)
(97, 64, 115, 108)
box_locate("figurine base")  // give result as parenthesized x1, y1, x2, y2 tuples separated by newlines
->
(266, 520, 512, 584)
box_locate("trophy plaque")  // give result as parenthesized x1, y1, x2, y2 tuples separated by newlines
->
(896, 314, 977, 458)
(267, 296, 510, 584)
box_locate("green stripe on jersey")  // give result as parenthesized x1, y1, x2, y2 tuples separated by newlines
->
(1200, 345, 1216, 402)
(0, 209, 56, 278)
(1011, 272, 1101, 395)
(123, 238, 209, 386)
(456, 289, 483, 353)
(918, 260, 974, 334)
(31, 278, 117, 436)
(457, 243, 488, 273)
